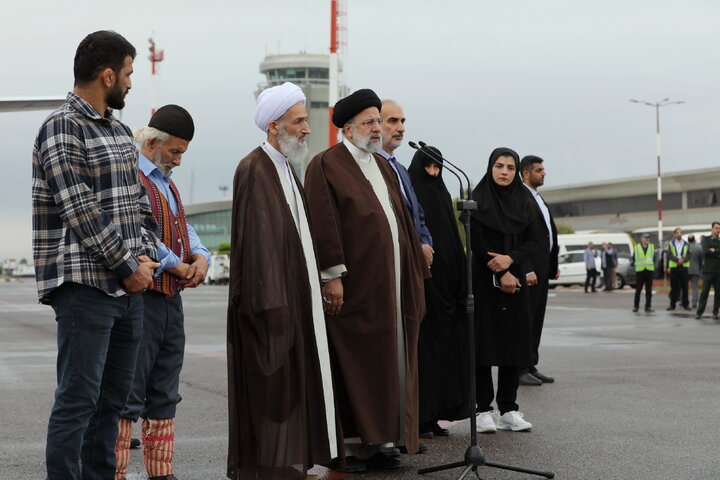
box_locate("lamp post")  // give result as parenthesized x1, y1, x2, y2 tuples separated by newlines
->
(628, 98, 684, 249)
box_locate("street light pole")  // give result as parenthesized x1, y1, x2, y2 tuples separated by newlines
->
(629, 98, 684, 249)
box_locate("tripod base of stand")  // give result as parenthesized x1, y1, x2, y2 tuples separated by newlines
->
(418, 444, 554, 479)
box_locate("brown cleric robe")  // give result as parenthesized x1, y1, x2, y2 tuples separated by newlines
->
(226, 146, 339, 480)
(303, 140, 427, 456)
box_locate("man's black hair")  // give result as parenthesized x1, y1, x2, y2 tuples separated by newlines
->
(74, 31, 136, 86)
(520, 155, 544, 174)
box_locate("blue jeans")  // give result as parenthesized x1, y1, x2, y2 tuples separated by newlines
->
(46, 283, 143, 480)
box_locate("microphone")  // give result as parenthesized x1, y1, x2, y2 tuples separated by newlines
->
(408, 141, 465, 199)
(418, 141, 471, 194)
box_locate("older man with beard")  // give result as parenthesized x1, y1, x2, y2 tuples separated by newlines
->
(114, 105, 210, 480)
(304, 89, 428, 473)
(226, 82, 339, 480)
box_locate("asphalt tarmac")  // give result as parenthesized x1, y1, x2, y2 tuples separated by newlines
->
(1, 280, 719, 479)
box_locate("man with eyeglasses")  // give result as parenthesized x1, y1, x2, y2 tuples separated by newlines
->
(304, 89, 428, 473)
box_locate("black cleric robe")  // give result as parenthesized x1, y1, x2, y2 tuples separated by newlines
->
(226, 147, 339, 480)
(303, 141, 427, 456)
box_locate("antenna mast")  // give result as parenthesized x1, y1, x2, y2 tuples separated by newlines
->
(148, 37, 164, 116)
(328, 0, 347, 146)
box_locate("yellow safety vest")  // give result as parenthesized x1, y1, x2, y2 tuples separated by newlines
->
(634, 243, 654, 272)
(668, 242, 690, 268)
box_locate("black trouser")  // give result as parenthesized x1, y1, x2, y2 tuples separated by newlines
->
(528, 278, 549, 367)
(696, 271, 720, 316)
(585, 268, 597, 291)
(122, 291, 185, 421)
(603, 267, 614, 290)
(476, 366, 519, 415)
(634, 270, 654, 309)
(669, 267, 689, 308)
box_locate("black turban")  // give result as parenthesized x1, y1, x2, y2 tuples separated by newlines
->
(331, 89, 381, 128)
(149, 104, 195, 141)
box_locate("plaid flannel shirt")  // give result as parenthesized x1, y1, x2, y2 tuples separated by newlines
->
(32, 92, 159, 304)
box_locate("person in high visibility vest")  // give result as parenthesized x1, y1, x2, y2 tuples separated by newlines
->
(633, 233, 656, 313)
(667, 227, 691, 311)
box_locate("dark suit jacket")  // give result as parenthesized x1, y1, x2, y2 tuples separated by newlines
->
(383, 152, 433, 246)
(525, 191, 559, 280)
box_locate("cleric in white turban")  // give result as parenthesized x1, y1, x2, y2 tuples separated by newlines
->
(254, 81, 307, 132)
(227, 80, 341, 479)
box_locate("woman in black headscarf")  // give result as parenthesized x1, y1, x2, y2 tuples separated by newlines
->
(409, 147, 474, 438)
(470, 147, 544, 433)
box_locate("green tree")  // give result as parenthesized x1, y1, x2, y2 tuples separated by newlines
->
(217, 242, 231, 255)
(556, 223, 574, 234)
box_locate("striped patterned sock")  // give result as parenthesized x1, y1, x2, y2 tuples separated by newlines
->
(142, 418, 175, 477)
(115, 418, 133, 479)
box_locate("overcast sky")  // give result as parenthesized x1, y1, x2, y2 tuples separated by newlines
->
(2, 0, 719, 260)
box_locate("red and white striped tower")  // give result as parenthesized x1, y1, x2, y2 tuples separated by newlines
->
(148, 38, 164, 116)
(328, 0, 346, 147)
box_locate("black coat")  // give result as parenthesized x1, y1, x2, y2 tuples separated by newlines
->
(471, 216, 545, 366)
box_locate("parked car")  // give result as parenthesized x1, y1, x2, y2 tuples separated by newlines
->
(614, 254, 636, 289)
(550, 250, 602, 288)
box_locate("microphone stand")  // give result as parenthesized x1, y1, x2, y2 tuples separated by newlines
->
(409, 142, 554, 480)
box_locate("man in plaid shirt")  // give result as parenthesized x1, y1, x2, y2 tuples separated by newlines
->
(32, 30, 160, 480)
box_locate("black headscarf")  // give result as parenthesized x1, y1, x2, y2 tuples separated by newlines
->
(471, 147, 538, 234)
(409, 146, 466, 310)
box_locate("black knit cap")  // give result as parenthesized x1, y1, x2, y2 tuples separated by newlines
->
(149, 104, 195, 141)
(332, 89, 382, 128)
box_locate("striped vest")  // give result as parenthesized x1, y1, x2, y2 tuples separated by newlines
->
(140, 171, 191, 296)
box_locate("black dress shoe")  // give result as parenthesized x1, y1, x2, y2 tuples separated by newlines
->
(518, 372, 542, 386)
(380, 445, 401, 457)
(714, 313, 719, 320)
(398, 442, 428, 454)
(327, 456, 367, 473)
(419, 422, 434, 439)
(683, 306, 692, 311)
(632, 307, 639, 312)
(695, 313, 702, 320)
(666, 306, 676, 311)
(366, 452, 402, 469)
(645, 308, 654, 313)
(432, 422, 450, 437)
(130, 437, 141, 449)
(530, 370, 555, 383)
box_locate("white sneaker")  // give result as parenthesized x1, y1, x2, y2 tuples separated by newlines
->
(497, 411, 532, 431)
(475, 411, 497, 433)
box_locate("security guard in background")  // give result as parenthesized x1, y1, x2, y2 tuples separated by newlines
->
(633, 233, 655, 313)
(667, 227, 691, 311)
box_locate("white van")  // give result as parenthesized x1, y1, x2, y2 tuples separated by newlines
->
(557, 231, 634, 257)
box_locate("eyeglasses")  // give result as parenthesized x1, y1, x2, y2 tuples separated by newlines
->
(357, 117, 384, 127)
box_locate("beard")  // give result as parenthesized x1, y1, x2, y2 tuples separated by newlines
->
(351, 124, 382, 153)
(152, 150, 174, 177)
(278, 126, 309, 163)
(106, 78, 127, 110)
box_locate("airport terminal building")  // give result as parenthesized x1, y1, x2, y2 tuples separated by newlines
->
(541, 166, 720, 239)
(186, 167, 720, 253)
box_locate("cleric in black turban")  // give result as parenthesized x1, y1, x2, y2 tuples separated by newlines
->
(331, 88, 382, 128)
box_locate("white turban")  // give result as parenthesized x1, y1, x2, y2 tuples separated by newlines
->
(254, 82, 306, 132)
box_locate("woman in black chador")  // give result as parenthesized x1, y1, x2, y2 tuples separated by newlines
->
(470, 147, 543, 433)
(408, 146, 474, 438)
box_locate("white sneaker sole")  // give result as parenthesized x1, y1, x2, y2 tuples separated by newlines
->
(476, 425, 496, 433)
(497, 423, 532, 432)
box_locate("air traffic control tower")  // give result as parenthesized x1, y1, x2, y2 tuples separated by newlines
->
(257, 53, 346, 179)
